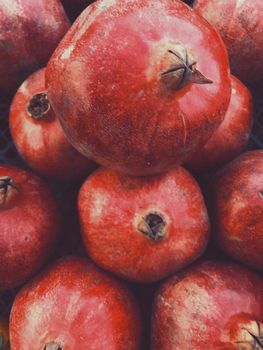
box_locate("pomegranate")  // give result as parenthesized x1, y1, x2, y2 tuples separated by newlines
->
(193, 0, 263, 83)
(152, 260, 263, 350)
(0, 164, 62, 290)
(46, 0, 231, 176)
(10, 68, 97, 182)
(78, 166, 210, 283)
(10, 256, 142, 350)
(209, 150, 263, 271)
(186, 75, 253, 173)
(0, 0, 70, 98)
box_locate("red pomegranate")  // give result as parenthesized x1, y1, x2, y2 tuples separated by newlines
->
(152, 260, 263, 350)
(78, 166, 210, 283)
(186, 75, 253, 173)
(0, 0, 70, 98)
(0, 164, 62, 290)
(194, 0, 263, 83)
(46, 0, 231, 176)
(10, 256, 142, 350)
(209, 150, 263, 271)
(10, 68, 97, 182)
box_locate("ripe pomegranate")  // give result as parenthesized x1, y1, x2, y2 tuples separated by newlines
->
(10, 256, 142, 350)
(0, 0, 70, 98)
(10, 68, 97, 182)
(152, 260, 263, 350)
(186, 75, 253, 173)
(0, 164, 62, 290)
(193, 0, 263, 83)
(46, 0, 231, 176)
(78, 166, 210, 283)
(209, 150, 263, 271)
(0, 319, 9, 349)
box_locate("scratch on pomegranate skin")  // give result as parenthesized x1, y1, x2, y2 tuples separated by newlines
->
(61, 44, 75, 60)
(179, 112, 188, 146)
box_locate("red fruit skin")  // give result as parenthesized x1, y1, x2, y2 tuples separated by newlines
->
(0, 164, 62, 290)
(209, 150, 263, 271)
(152, 260, 263, 350)
(9, 68, 97, 182)
(0, 0, 70, 98)
(186, 75, 253, 173)
(194, 0, 263, 83)
(46, 0, 231, 176)
(61, 0, 95, 21)
(78, 166, 210, 283)
(10, 256, 142, 350)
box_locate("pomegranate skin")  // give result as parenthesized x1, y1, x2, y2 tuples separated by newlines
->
(0, 164, 62, 290)
(209, 150, 263, 271)
(186, 75, 253, 173)
(152, 260, 263, 350)
(78, 166, 210, 283)
(194, 0, 263, 83)
(46, 0, 231, 176)
(10, 256, 142, 350)
(0, 0, 70, 97)
(10, 68, 97, 182)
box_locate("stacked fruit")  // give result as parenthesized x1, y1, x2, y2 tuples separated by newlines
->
(0, 0, 263, 349)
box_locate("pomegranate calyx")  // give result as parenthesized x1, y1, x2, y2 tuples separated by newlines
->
(138, 212, 166, 241)
(160, 46, 212, 90)
(27, 92, 50, 120)
(43, 342, 63, 350)
(236, 322, 263, 349)
(0, 176, 18, 207)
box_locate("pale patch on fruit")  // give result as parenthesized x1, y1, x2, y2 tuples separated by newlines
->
(19, 80, 30, 97)
(61, 44, 75, 60)
(69, 0, 117, 46)
(65, 291, 82, 321)
(236, 0, 246, 9)
(90, 191, 109, 221)
(232, 87, 237, 95)
(21, 120, 44, 152)
(0, 0, 22, 18)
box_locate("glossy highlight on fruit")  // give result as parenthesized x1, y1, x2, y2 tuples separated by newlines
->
(10, 256, 142, 350)
(78, 166, 210, 283)
(0, 164, 62, 290)
(47, 0, 231, 176)
(10, 68, 97, 182)
(152, 260, 263, 350)
(0, 0, 70, 97)
(209, 150, 263, 271)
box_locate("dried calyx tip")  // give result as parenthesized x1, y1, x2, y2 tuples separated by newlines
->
(43, 342, 63, 350)
(160, 45, 213, 91)
(27, 92, 50, 120)
(0, 176, 18, 206)
(138, 212, 166, 241)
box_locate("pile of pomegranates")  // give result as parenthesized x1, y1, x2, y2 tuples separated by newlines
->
(0, 0, 262, 349)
